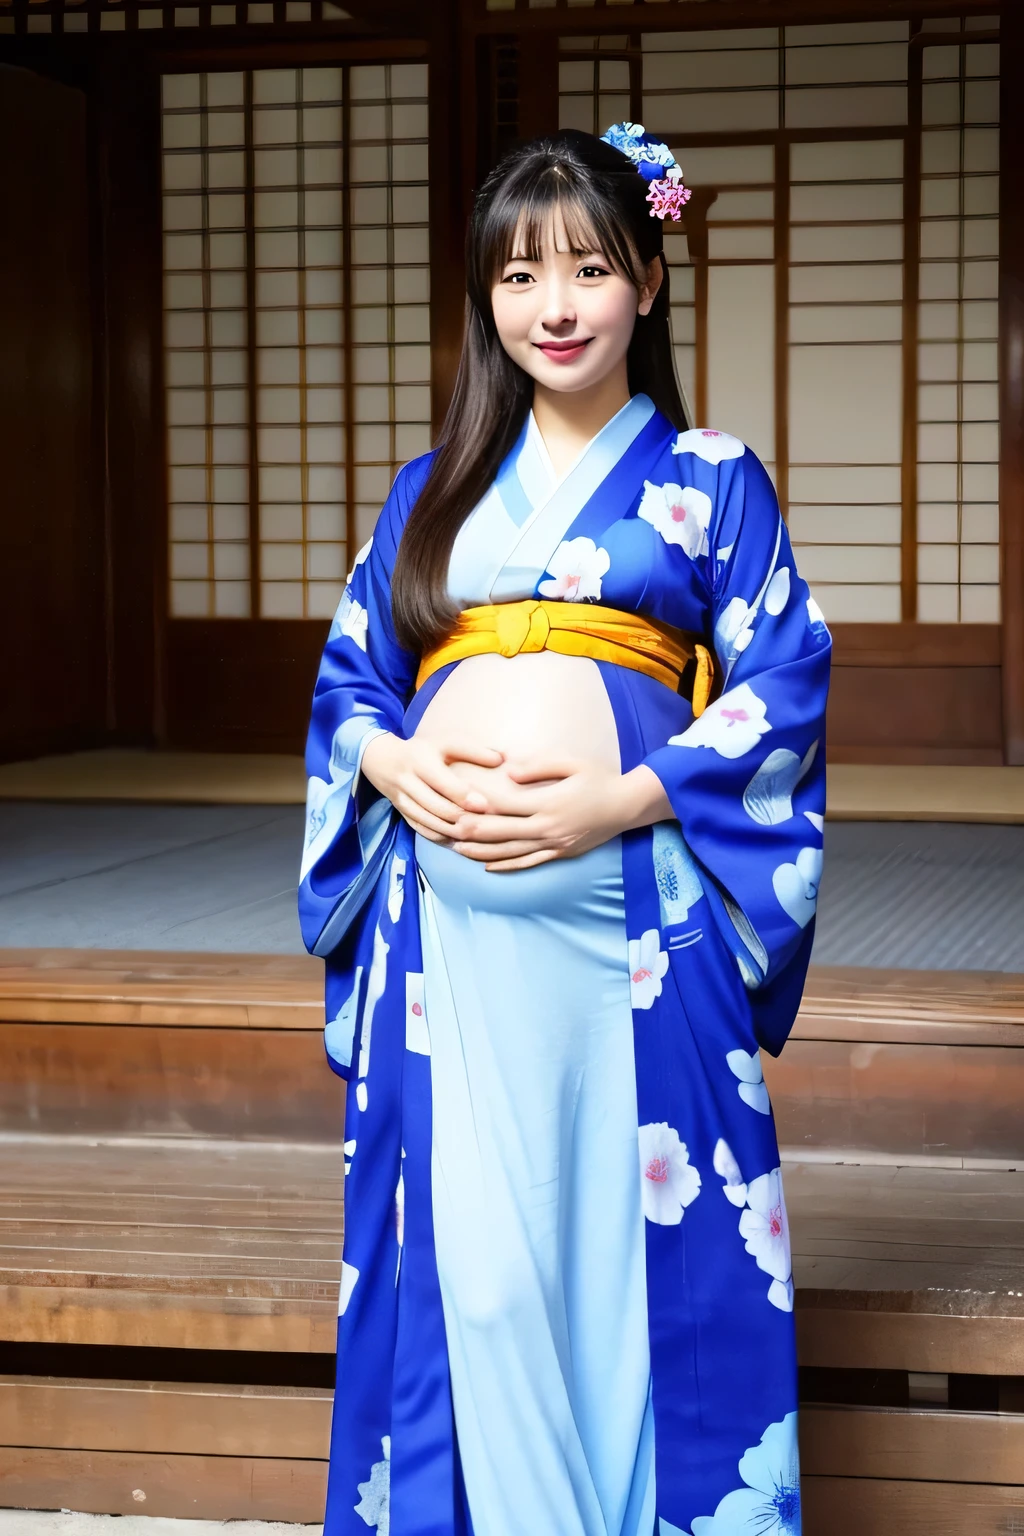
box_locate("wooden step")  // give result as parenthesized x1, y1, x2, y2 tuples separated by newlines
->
(789, 1162, 1024, 1376)
(1, 1143, 1021, 1372)
(771, 966, 1024, 1164)
(3, 950, 1023, 1155)
(0, 1140, 343, 1354)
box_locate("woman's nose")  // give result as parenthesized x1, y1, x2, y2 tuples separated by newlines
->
(538, 278, 577, 332)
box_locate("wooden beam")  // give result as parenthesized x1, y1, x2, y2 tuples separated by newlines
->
(471, 0, 1002, 38)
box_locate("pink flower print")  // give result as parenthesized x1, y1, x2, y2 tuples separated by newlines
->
(405, 972, 429, 1054)
(637, 479, 711, 559)
(672, 427, 746, 466)
(638, 1123, 701, 1224)
(669, 683, 771, 760)
(628, 929, 669, 1009)
(739, 1167, 794, 1312)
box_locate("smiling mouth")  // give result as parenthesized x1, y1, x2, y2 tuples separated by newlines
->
(534, 338, 594, 362)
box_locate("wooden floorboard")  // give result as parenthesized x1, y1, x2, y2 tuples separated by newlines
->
(801, 1405, 1024, 1485)
(0, 1375, 332, 1458)
(0, 1445, 328, 1522)
(1, 949, 1022, 1041)
(803, 1476, 1024, 1536)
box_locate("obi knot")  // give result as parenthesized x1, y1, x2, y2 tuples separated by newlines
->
(494, 600, 550, 657)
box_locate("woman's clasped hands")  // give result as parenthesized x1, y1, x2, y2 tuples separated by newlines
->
(360, 732, 672, 872)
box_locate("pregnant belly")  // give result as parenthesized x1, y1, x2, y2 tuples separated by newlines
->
(412, 652, 620, 794)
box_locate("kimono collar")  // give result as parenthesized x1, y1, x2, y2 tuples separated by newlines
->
(448, 393, 656, 607)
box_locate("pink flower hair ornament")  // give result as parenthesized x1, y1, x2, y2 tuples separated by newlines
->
(600, 121, 692, 222)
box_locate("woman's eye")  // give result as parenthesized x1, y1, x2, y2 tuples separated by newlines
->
(505, 271, 534, 285)
(577, 265, 609, 279)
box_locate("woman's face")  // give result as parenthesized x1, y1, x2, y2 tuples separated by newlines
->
(490, 206, 662, 396)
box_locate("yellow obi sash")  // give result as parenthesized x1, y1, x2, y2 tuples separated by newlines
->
(416, 599, 714, 716)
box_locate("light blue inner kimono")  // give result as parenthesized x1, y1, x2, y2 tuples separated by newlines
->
(299, 396, 831, 1536)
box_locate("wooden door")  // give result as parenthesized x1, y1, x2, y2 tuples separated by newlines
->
(0, 66, 103, 762)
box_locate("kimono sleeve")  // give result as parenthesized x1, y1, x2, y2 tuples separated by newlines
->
(297, 456, 430, 962)
(641, 439, 832, 1045)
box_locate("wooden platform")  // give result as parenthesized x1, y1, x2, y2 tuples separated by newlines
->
(2, 749, 1024, 822)
(0, 948, 1022, 1525)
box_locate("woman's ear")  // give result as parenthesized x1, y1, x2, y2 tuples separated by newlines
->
(637, 254, 665, 317)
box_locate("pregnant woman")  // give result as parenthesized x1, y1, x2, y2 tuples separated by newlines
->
(299, 125, 830, 1536)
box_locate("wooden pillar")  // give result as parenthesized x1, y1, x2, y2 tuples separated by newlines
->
(429, 0, 470, 432)
(1000, 2, 1024, 764)
(92, 47, 167, 743)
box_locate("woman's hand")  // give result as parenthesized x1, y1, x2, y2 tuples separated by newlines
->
(360, 732, 504, 843)
(449, 755, 673, 871)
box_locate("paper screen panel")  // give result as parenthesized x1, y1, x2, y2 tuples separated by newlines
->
(917, 34, 999, 622)
(788, 134, 905, 623)
(349, 62, 432, 562)
(162, 61, 429, 621)
(163, 72, 252, 619)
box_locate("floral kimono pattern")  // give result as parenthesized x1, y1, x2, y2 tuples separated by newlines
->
(299, 396, 830, 1536)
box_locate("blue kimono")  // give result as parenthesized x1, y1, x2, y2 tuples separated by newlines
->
(299, 395, 831, 1536)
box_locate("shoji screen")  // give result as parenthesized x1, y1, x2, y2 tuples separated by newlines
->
(559, 17, 999, 625)
(917, 23, 999, 622)
(161, 61, 429, 622)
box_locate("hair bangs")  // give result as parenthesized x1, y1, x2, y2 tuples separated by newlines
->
(477, 163, 645, 298)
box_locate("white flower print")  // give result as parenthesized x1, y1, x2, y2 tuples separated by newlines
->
(713, 1138, 748, 1208)
(727, 1049, 771, 1116)
(300, 709, 385, 882)
(405, 972, 429, 1054)
(807, 594, 828, 630)
(637, 479, 712, 559)
(691, 1413, 800, 1536)
(344, 1138, 356, 1176)
(357, 923, 390, 1082)
(355, 1435, 391, 1533)
(387, 856, 407, 923)
(652, 822, 703, 927)
(347, 536, 373, 583)
(628, 929, 669, 1010)
(339, 1260, 360, 1316)
(395, 1163, 405, 1284)
(668, 683, 771, 761)
(804, 811, 824, 834)
(772, 846, 823, 930)
(672, 427, 746, 465)
(764, 566, 791, 616)
(333, 588, 369, 651)
(638, 1123, 701, 1225)
(715, 596, 755, 663)
(742, 742, 818, 827)
(325, 965, 363, 1073)
(538, 536, 610, 602)
(740, 1168, 794, 1312)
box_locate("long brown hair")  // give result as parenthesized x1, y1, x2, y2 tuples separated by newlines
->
(391, 129, 690, 655)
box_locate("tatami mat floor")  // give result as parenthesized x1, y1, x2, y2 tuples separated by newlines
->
(2, 802, 1023, 971)
(0, 749, 1023, 822)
